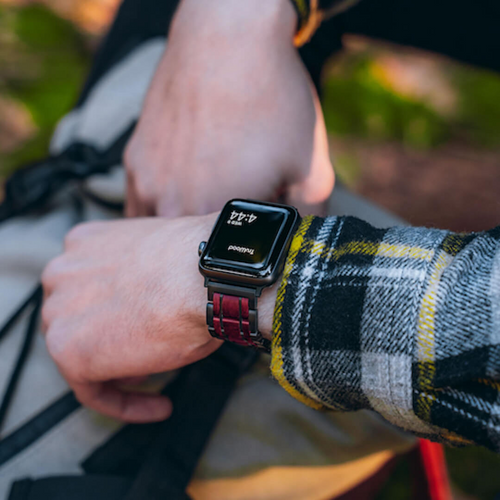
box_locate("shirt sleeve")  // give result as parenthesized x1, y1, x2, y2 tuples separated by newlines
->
(271, 215, 500, 452)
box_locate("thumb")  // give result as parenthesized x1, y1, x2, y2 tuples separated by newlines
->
(73, 381, 172, 423)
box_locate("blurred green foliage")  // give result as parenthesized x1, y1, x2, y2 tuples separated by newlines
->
(322, 50, 500, 150)
(0, 3, 90, 176)
(446, 446, 500, 500)
(333, 152, 361, 189)
(2, 3, 500, 179)
(322, 53, 449, 149)
(453, 67, 500, 147)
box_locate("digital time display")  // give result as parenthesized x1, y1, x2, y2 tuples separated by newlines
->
(201, 200, 293, 272)
(227, 210, 258, 226)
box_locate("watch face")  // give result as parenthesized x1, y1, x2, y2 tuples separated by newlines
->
(200, 200, 298, 283)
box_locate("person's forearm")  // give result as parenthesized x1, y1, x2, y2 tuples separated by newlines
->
(271, 215, 500, 452)
(173, 0, 354, 47)
(171, 0, 297, 44)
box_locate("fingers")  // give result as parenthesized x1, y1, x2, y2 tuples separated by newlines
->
(73, 380, 173, 423)
(117, 376, 150, 386)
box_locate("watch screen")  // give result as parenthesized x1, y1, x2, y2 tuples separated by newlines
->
(202, 201, 291, 271)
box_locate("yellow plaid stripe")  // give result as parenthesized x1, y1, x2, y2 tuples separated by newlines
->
(478, 378, 500, 392)
(301, 239, 433, 263)
(416, 249, 454, 421)
(440, 431, 475, 446)
(441, 232, 473, 256)
(271, 216, 323, 410)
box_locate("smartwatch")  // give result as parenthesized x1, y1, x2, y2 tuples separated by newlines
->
(198, 199, 300, 352)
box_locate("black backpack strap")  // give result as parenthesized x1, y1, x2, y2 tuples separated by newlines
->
(0, 122, 135, 225)
(7, 344, 258, 500)
(0, 392, 80, 468)
(124, 343, 258, 500)
(0, 287, 43, 432)
(8, 476, 131, 500)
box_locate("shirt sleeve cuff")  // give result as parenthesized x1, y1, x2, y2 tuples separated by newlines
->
(270, 216, 326, 410)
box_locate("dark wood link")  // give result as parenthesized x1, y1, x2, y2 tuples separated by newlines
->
(213, 294, 251, 346)
(207, 291, 270, 351)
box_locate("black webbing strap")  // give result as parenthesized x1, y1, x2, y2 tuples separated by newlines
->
(0, 286, 41, 345)
(0, 286, 43, 433)
(8, 476, 131, 500)
(0, 392, 80, 467)
(7, 344, 259, 500)
(0, 122, 134, 225)
(125, 343, 258, 500)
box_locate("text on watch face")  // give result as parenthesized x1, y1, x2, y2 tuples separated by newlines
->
(227, 245, 255, 256)
(227, 211, 258, 226)
(201, 200, 294, 271)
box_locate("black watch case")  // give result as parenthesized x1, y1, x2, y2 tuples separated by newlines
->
(199, 199, 299, 290)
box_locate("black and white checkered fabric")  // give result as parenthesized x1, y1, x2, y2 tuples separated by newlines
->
(272, 215, 500, 452)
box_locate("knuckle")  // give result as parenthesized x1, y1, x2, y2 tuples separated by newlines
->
(45, 323, 89, 381)
(69, 336, 93, 382)
(64, 222, 105, 250)
(41, 256, 64, 290)
(45, 322, 67, 366)
(64, 223, 87, 249)
(41, 266, 52, 290)
(41, 299, 57, 329)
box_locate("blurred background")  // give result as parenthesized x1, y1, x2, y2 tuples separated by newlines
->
(1, 0, 500, 498)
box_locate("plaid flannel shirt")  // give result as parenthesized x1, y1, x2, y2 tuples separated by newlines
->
(271, 216, 500, 452)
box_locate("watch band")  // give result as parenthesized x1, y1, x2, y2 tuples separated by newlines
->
(206, 283, 271, 353)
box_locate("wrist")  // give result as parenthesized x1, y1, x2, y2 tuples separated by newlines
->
(172, 0, 297, 44)
(185, 213, 220, 338)
(176, 212, 277, 351)
(260, 282, 279, 342)
(196, 202, 299, 349)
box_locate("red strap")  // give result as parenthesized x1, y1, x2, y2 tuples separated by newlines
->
(212, 293, 252, 346)
(417, 439, 452, 500)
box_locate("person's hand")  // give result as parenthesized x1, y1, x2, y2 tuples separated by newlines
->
(41, 215, 277, 422)
(124, 0, 334, 218)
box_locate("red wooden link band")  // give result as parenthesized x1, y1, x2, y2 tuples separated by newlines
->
(206, 291, 270, 351)
(213, 293, 251, 346)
